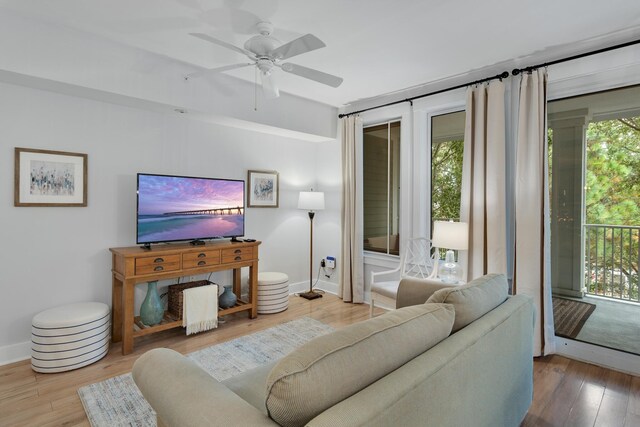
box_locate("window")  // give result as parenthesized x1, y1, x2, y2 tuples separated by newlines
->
(363, 121, 400, 255)
(431, 111, 465, 227)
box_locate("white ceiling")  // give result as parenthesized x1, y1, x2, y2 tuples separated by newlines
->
(2, 0, 640, 108)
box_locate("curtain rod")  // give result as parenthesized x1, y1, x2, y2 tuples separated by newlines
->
(512, 37, 640, 75)
(339, 37, 640, 119)
(338, 71, 509, 119)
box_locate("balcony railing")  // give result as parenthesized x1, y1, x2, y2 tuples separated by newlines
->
(584, 224, 639, 303)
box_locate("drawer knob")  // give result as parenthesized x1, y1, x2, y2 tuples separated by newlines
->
(234, 256, 242, 261)
(153, 257, 164, 263)
(154, 266, 164, 271)
(197, 253, 206, 258)
(197, 260, 206, 266)
(234, 249, 241, 254)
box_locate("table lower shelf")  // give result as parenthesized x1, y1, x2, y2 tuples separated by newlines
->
(132, 299, 252, 338)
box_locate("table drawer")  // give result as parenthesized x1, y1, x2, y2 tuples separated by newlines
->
(221, 247, 254, 264)
(135, 254, 181, 275)
(183, 250, 221, 269)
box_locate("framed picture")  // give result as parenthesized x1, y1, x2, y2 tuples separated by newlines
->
(14, 147, 88, 207)
(247, 170, 279, 208)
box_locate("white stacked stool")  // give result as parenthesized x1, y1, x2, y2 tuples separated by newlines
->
(257, 272, 290, 314)
(31, 302, 110, 373)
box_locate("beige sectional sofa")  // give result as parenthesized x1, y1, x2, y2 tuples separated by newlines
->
(133, 274, 534, 427)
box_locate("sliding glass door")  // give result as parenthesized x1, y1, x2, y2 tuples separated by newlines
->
(548, 85, 640, 355)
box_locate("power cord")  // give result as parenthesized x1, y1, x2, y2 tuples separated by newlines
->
(322, 265, 335, 279)
(296, 264, 326, 296)
(320, 258, 336, 280)
(159, 277, 182, 300)
(295, 262, 338, 296)
(312, 263, 323, 291)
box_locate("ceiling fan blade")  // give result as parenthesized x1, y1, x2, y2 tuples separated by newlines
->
(260, 72, 280, 99)
(189, 32, 256, 59)
(185, 62, 254, 80)
(280, 63, 343, 88)
(269, 34, 325, 60)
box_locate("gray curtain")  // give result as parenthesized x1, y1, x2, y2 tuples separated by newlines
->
(460, 80, 508, 281)
(340, 115, 364, 303)
(514, 69, 555, 356)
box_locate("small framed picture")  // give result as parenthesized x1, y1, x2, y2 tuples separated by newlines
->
(247, 170, 279, 208)
(14, 147, 88, 207)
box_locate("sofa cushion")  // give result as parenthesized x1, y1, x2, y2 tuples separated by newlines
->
(222, 361, 277, 414)
(426, 273, 508, 332)
(265, 303, 455, 427)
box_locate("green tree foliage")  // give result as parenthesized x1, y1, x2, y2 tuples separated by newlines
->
(585, 117, 640, 225)
(583, 116, 640, 300)
(431, 139, 463, 222)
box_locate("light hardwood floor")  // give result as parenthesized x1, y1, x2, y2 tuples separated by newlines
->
(0, 294, 638, 426)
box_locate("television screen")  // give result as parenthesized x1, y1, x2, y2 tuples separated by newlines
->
(136, 173, 245, 244)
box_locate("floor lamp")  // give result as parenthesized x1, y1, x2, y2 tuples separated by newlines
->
(298, 190, 325, 300)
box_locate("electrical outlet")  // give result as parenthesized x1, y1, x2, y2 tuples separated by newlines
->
(326, 256, 336, 269)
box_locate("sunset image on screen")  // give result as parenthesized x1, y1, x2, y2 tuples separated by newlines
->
(137, 174, 244, 243)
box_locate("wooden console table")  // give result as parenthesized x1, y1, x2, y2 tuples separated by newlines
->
(110, 240, 261, 355)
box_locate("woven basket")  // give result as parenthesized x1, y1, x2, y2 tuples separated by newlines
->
(167, 280, 217, 320)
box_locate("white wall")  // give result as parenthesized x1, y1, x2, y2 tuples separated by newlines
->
(0, 81, 341, 364)
(313, 138, 343, 289)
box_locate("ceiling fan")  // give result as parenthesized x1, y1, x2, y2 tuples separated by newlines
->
(185, 22, 343, 98)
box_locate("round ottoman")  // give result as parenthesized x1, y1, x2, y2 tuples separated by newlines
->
(31, 302, 110, 373)
(257, 272, 290, 314)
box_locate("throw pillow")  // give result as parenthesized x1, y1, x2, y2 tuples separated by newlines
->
(265, 303, 454, 427)
(426, 273, 508, 332)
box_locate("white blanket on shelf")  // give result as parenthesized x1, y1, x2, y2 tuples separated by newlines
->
(182, 284, 218, 335)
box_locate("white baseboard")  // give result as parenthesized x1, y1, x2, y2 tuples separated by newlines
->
(0, 281, 355, 367)
(555, 336, 640, 376)
(288, 280, 339, 296)
(288, 281, 374, 305)
(0, 341, 31, 366)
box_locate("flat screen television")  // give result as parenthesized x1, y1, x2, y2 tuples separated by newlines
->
(136, 173, 245, 246)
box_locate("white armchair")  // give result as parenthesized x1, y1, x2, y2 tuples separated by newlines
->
(369, 238, 438, 317)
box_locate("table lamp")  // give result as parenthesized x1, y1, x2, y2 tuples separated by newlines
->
(298, 190, 325, 299)
(432, 221, 469, 284)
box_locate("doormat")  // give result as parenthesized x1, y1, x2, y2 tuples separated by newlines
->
(552, 297, 596, 339)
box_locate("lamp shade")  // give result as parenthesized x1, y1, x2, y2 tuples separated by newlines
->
(432, 221, 469, 250)
(298, 191, 325, 211)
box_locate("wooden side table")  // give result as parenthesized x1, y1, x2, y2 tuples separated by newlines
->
(110, 240, 260, 355)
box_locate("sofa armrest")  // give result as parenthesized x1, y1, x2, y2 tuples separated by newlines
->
(396, 277, 453, 308)
(132, 348, 277, 427)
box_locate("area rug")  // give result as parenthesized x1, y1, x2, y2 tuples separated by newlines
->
(553, 297, 596, 339)
(78, 317, 334, 427)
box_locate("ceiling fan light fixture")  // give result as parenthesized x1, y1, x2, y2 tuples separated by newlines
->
(260, 71, 280, 99)
(256, 58, 274, 74)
